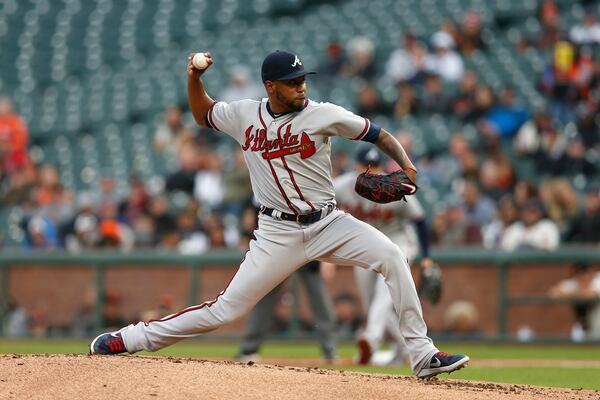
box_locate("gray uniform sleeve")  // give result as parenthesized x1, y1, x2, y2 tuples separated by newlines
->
(205, 100, 249, 143)
(319, 103, 372, 141)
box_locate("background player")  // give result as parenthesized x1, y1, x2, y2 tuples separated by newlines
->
(236, 260, 336, 363)
(328, 147, 436, 366)
(90, 49, 468, 379)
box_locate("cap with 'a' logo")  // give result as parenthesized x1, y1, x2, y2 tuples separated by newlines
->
(261, 50, 317, 82)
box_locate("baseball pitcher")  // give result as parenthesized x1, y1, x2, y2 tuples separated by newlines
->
(90, 50, 468, 378)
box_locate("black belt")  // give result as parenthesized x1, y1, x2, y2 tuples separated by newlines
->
(260, 204, 335, 225)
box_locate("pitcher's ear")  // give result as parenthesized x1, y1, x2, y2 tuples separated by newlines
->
(264, 80, 274, 94)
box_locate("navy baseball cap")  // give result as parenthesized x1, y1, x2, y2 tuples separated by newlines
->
(261, 50, 316, 82)
(356, 147, 381, 166)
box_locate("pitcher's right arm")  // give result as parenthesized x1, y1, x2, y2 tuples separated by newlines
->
(187, 52, 215, 127)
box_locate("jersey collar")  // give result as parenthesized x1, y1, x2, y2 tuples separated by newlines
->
(265, 99, 310, 119)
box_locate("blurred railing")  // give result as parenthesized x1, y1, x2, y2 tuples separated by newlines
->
(1, 248, 599, 341)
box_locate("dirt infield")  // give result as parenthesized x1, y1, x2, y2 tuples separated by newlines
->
(1, 354, 598, 400)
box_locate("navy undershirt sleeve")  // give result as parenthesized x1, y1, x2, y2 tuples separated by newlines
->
(360, 122, 381, 143)
(415, 218, 430, 258)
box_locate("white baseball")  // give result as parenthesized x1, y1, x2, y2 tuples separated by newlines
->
(192, 53, 208, 70)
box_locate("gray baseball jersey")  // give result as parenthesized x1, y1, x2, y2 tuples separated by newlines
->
(207, 98, 373, 214)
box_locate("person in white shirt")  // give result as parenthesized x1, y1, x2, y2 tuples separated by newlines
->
(549, 263, 600, 340)
(570, 10, 600, 46)
(425, 31, 465, 82)
(500, 199, 560, 251)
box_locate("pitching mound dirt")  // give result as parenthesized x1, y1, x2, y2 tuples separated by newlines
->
(1, 354, 598, 400)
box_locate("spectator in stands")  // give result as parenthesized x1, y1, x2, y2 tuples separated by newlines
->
(153, 105, 194, 154)
(130, 212, 156, 248)
(175, 209, 208, 254)
(532, 121, 567, 176)
(96, 173, 120, 210)
(460, 179, 496, 229)
(385, 32, 429, 85)
(563, 136, 597, 177)
(166, 143, 202, 195)
(569, 8, 600, 46)
(355, 83, 392, 119)
(431, 202, 470, 246)
(220, 66, 262, 103)
(98, 202, 134, 251)
(575, 103, 600, 150)
(0, 158, 36, 206)
(479, 86, 528, 139)
(513, 180, 540, 209)
(425, 31, 465, 82)
(118, 176, 149, 225)
(22, 215, 59, 249)
(430, 133, 479, 184)
(0, 97, 29, 174)
(60, 192, 97, 248)
(33, 164, 74, 226)
(221, 150, 252, 217)
(514, 111, 554, 155)
(319, 40, 346, 78)
(392, 82, 420, 119)
(317, 40, 347, 96)
(532, 0, 562, 50)
(203, 212, 238, 249)
(420, 73, 449, 114)
(194, 150, 225, 212)
(549, 263, 600, 340)
(482, 194, 519, 248)
(500, 199, 560, 251)
(65, 213, 100, 253)
(342, 36, 376, 80)
(540, 41, 580, 124)
(539, 178, 581, 232)
(564, 186, 600, 244)
(148, 194, 176, 241)
(451, 70, 479, 120)
(479, 137, 515, 199)
(466, 84, 495, 123)
(458, 10, 487, 55)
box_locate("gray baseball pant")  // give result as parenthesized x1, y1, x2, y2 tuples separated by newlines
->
(120, 210, 438, 374)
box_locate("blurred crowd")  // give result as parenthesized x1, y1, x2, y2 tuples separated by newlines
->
(0, 1, 599, 254)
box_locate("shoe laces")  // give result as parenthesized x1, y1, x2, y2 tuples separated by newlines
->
(436, 351, 451, 358)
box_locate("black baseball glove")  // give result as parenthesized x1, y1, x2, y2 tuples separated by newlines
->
(417, 260, 442, 305)
(354, 170, 418, 204)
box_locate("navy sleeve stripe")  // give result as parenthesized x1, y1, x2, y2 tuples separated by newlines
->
(361, 122, 381, 143)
